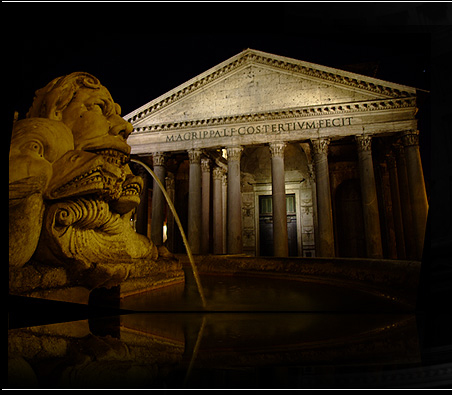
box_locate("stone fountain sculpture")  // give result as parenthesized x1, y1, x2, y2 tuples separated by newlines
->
(9, 72, 184, 302)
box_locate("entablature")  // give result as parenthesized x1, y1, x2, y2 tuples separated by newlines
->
(127, 101, 417, 155)
(131, 97, 416, 135)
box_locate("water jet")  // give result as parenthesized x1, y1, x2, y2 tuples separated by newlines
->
(131, 158, 207, 309)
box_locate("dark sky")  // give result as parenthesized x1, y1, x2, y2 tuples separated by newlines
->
(7, 2, 434, 120)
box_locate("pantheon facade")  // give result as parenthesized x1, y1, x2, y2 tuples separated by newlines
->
(124, 49, 428, 261)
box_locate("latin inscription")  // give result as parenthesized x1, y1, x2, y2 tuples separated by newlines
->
(165, 117, 353, 142)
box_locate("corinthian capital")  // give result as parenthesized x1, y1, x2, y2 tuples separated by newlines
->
(311, 138, 330, 156)
(355, 135, 372, 152)
(152, 152, 166, 166)
(226, 146, 243, 161)
(201, 158, 211, 172)
(269, 141, 287, 158)
(401, 130, 419, 147)
(188, 148, 202, 164)
(212, 167, 225, 180)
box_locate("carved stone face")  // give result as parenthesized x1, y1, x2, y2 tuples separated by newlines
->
(61, 86, 133, 156)
(57, 86, 135, 201)
(45, 150, 105, 200)
(9, 118, 74, 190)
(9, 119, 75, 268)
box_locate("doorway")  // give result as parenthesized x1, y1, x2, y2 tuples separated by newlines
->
(259, 194, 298, 256)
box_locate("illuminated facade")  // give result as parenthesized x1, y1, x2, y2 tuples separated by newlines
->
(125, 49, 428, 260)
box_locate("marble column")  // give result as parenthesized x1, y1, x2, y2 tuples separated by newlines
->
(386, 152, 406, 259)
(212, 167, 224, 255)
(222, 173, 228, 254)
(394, 144, 417, 260)
(165, 173, 175, 252)
(226, 146, 243, 254)
(201, 158, 211, 254)
(187, 149, 202, 254)
(402, 130, 428, 260)
(355, 135, 383, 258)
(151, 152, 166, 246)
(269, 141, 289, 257)
(311, 138, 335, 257)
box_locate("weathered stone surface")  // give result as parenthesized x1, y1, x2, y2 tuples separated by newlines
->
(9, 118, 74, 268)
(125, 49, 417, 154)
(9, 72, 184, 300)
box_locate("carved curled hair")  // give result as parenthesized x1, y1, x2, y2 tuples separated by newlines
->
(26, 72, 102, 120)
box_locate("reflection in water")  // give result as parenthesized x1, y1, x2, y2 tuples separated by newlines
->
(8, 275, 424, 388)
(8, 312, 420, 389)
(120, 274, 409, 312)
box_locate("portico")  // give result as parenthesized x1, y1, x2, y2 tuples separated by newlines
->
(125, 49, 427, 260)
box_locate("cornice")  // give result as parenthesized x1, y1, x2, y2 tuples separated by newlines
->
(126, 49, 416, 125)
(130, 97, 416, 134)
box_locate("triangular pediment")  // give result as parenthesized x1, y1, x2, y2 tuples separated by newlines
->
(125, 49, 416, 129)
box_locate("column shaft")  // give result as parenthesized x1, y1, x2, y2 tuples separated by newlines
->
(387, 153, 406, 259)
(201, 158, 211, 254)
(402, 130, 428, 260)
(394, 144, 417, 260)
(222, 173, 228, 254)
(270, 142, 289, 257)
(151, 152, 166, 246)
(356, 135, 383, 258)
(226, 146, 243, 254)
(212, 167, 224, 255)
(187, 149, 202, 254)
(311, 138, 335, 257)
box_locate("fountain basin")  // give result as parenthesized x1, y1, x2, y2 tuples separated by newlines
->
(8, 255, 425, 388)
(120, 255, 420, 311)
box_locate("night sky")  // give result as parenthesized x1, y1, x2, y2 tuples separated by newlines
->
(7, 2, 433, 120)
